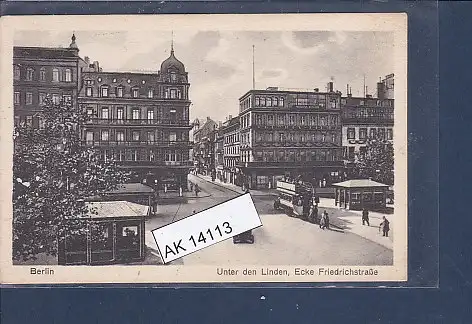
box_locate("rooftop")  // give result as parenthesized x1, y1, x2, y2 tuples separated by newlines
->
(332, 179, 389, 188)
(107, 183, 154, 195)
(14, 46, 79, 59)
(85, 200, 149, 219)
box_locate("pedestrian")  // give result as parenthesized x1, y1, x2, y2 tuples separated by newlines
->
(189, 182, 194, 192)
(362, 208, 370, 226)
(320, 211, 328, 230)
(194, 184, 200, 197)
(309, 205, 318, 223)
(379, 216, 390, 237)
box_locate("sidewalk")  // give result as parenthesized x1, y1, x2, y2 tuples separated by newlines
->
(156, 187, 211, 204)
(193, 173, 277, 196)
(317, 198, 394, 250)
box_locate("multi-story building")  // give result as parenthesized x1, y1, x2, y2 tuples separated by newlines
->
(78, 44, 192, 191)
(222, 115, 241, 185)
(193, 117, 218, 174)
(341, 91, 394, 161)
(213, 124, 224, 181)
(13, 34, 96, 127)
(237, 82, 344, 189)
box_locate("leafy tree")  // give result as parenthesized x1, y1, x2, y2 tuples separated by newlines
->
(350, 136, 394, 185)
(13, 98, 131, 261)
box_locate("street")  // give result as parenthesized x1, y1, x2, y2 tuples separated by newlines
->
(146, 174, 393, 266)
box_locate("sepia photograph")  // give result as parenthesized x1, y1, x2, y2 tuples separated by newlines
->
(1, 14, 407, 283)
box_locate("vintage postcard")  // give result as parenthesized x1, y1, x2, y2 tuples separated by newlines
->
(0, 13, 407, 284)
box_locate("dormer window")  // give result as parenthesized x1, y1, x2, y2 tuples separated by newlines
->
(117, 86, 123, 98)
(170, 72, 177, 82)
(100, 86, 109, 97)
(148, 89, 154, 98)
(86, 87, 93, 97)
(132, 88, 139, 98)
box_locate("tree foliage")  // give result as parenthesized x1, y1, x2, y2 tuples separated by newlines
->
(13, 98, 131, 261)
(350, 137, 394, 185)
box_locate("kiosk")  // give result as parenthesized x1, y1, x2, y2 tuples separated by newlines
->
(333, 179, 389, 211)
(58, 200, 149, 265)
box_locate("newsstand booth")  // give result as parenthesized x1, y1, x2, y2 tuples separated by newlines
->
(333, 179, 389, 211)
(58, 201, 149, 265)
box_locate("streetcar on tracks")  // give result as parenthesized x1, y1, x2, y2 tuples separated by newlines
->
(273, 179, 319, 222)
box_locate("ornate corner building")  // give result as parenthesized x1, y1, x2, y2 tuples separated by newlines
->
(78, 44, 192, 191)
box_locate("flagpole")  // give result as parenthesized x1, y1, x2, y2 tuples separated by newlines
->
(252, 45, 255, 90)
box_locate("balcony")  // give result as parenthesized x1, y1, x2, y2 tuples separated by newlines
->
(116, 160, 193, 168)
(341, 117, 394, 125)
(83, 140, 192, 147)
(86, 118, 191, 127)
(253, 124, 338, 130)
(237, 160, 344, 169)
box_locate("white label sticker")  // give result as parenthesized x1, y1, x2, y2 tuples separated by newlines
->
(151, 193, 262, 263)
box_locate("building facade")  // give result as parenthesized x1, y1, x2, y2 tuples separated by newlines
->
(192, 117, 218, 175)
(377, 73, 394, 100)
(222, 115, 241, 185)
(214, 125, 225, 181)
(341, 94, 394, 161)
(237, 83, 344, 189)
(13, 34, 94, 127)
(78, 45, 192, 191)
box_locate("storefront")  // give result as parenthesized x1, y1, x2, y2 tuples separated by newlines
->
(58, 201, 149, 265)
(333, 179, 389, 211)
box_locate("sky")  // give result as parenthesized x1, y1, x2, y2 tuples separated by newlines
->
(15, 30, 394, 122)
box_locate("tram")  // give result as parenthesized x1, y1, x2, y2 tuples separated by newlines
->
(273, 180, 319, 221)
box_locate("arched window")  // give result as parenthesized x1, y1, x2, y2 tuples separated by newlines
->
(40, 68, 46, 81)
(64, 69, 72, 82)
(26, 68, 34, 81)
(14, 65, 20, 80)
(52, 68, 59, 82)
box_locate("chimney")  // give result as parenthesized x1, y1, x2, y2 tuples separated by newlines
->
(346, 84, 349, 96)
(84, 56, 90, 64)
(313, 88, 319, 92)
(228, 114, 232, 120)
(207, 116, 210, 122)
(93, 61, 100, 72)
(377, 81, 385, 100)
(328, 81, 334, 92)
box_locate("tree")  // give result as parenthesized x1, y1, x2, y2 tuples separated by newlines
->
(13, 98, 131, 261)
(350, 137, 394, 185)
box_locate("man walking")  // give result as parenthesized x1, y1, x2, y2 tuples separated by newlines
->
(379, 216, 390, 237)
(362, 208, 370, 226)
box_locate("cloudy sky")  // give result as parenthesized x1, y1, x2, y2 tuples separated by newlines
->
(15, 30, 394, 122)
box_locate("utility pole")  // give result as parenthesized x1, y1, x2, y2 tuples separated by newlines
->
(252, 45, 255, 90)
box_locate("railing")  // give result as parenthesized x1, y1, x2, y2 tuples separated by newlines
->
(341, 117, 393, 125)
(251, 141, 339, 148)
(115, 160, 193, 167)
(86, 118, 191, 126)
(252, 124, 337, 130)
(237, 160, 343, 168)
(83, 140, 192, 147)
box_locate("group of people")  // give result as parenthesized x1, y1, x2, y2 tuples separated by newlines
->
(362, 208, 390, 237)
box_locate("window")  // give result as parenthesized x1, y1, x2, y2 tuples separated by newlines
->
(300, 134, 305, 142)
(359, 128, 367, 140)
(273, 97, 278, 106)
(278, 133, 285, 142)
(289, 133, 295, 142)
(118, 150, 125, 161)
(52, 68, 59, 82)
(267, 97, 272, 107)
(170, 73, 177, 82)
(330, 100, 336, 109)
(132, 131, 140, 142)
(86, 132, 94, 145)
(117, 87, 123, 97)
(149, 149, 155, 161)
(170, 89, 177, 99)
(14, 92, 20, 104)
(87, 108, 94, 116)
(169, 132, 177, 142)
(101, 130, 109, 142)
(14, 65, 20, 80)
(321, 134, 326, 142)
(347, 128, 355, 139)
(370, 128, 377, 138)
(279, 97, 284, 106)
(331, 133, 336, 143)
(132, 150, 138, 161)
(147, 131, 155, 143)
(320, 116, 326, 126)
(132, 88, 139, 98)
(268, 115, 274, 125)
(148, 89, 154, 98)
(26, 68, 34, 81)
(64, 69, 72, 82)
(116, 131, 124, 143)
(52, 94, 61, 105)
(101, 107, 109, 119)
(101, 86, 109, 97)
(147, 109, 154, 121)
(289, 115, 295, 125)
(86, 87, 92, 97)
(300, 115, 306, 125)
(378, 128, 386, 140)
(387, 129, 393, 140)
(360, 100, 365, 106)
(132, 108, 140, 120)
(117, 107, 124, 120)
(63, 95, 72, 104)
